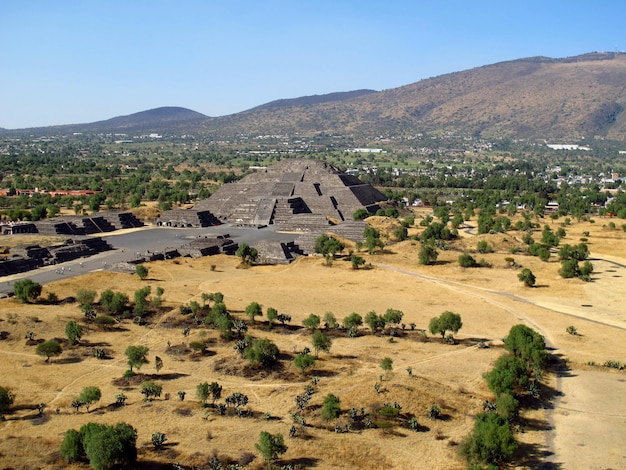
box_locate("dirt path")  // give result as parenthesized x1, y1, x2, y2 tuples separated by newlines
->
(549, 370, 626, 469)
(374, 261, 625, 470)
(376, 264, 557, 347)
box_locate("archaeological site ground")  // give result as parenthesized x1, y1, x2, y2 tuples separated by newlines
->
(0, 207, 625, 470)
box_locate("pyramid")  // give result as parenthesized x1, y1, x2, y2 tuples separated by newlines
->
(194, 159, 387, 227)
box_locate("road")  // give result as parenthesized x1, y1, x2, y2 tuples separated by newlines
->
(1, 224, 297, 296)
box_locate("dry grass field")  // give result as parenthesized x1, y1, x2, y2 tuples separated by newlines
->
(0, 212, 625, 469)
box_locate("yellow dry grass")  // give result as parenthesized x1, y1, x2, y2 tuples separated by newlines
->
(0, 213, 625, 469)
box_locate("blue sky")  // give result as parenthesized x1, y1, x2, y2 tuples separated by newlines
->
(1, 0, 624, 129)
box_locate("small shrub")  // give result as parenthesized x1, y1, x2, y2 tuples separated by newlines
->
(458, 253, 477, 268)
(429, 404, 441, 420)
(566, 325, 578, 335)
(379, 405, 400, 418)
(151, 432, 167, 449)
(477, 240, 493, 254)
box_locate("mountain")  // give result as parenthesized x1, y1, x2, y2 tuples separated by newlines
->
(3, 107, 209, 136)
(203, 52, 626, 141)
(4, 52, 626, 141)
(82, 106, 209, 132)
(252, 89, 377, 111)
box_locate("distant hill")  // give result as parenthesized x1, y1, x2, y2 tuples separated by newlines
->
(252, 89, 377, 111)
(4, 52, 626, 141)
(84, 106, 209, 130)
(203, 52, 626, 141)
(2, 107, 209, 136)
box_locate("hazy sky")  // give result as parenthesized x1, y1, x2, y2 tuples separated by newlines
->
(1, 0, 624, 129)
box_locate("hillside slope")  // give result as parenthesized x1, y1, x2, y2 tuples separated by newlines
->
(4, 52, 626, 142)
(204, 52, 626, 141)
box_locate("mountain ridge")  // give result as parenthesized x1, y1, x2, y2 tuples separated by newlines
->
(3, 52, 626, 141)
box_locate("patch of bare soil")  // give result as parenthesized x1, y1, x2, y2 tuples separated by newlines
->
(0, 213, 624, 469)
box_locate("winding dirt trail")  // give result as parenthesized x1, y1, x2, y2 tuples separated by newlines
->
(375, 261, 626, 469)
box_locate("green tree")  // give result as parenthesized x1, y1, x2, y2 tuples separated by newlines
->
(255, 431, 287, 463)
(209, 381, 222, 405)
(60, 429, 82, 464)
(266, 307, 278, 329)
(517, 268, 536, 287)
(364, 311, 384, 334)
(76, 288, 97, 312)
(321, 393, 341, 421)
(428, 311, 463, 341)
(383, 308, 404, 327)
(496, 392, 519, 420)
(155, 356, 163, 374)
(245, 301, 263, 324)
(350, 254, 366, 269)
(78, 387, 101, 412)
(36, 340, 62, 362)
(503, 324, 547, 369)
(133, 286, 151, 317)
(342, 312, 363, 330)
(323, 311, 338, 329)
(458, 253, 477, 267)
(13, 279, 42, 303)
(353, 208, 371, 220)
(394, 224, 408, 241)
(302, 313, 321, 331)
(460, 412, 517, 466)
(99, 290, 128, 315)
(244, 337, 279, 368)
(314, 234, 345, 261)
(312, 330, 332, 356)
(580, 260, 594, 280)
(80, 422, 137, 470)
(124, 345, 149, 372)
(236, 243, 258, 265)
(559, 259, 580, 278)
(141, 381, 162, 400)
(135, 264, 148, 280)
(65, 320, 83, 345)
(541, 228, 559, 247)
(418, 243, 438, 265)
(294, 353, 316, 375)
(529, 242, 551, 261)
(196, 382, 210, 406)
(0, 386, 15, 415)
(484, 355, 529, 396)
(364, 226, 384, 254)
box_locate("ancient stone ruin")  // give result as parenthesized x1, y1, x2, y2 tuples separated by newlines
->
(34, 212, 144, 236)
(155, 209, 220, 228)
(0, 237, 114, 276)
(194, 158, 387, 228)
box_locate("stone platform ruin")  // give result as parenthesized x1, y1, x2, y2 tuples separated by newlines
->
(193, 159, 387, 229)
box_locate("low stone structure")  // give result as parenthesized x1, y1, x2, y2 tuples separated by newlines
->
(178, 236, 238, 258)
(253, 240, 300, 264)
(35, 212, 143, 235)
(48, 237, 113, 263)
(0, 237, 114, 276)
(94, 212, 144, 230)
(155, 209, 221, 228)
(1, 222, 37, 235)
